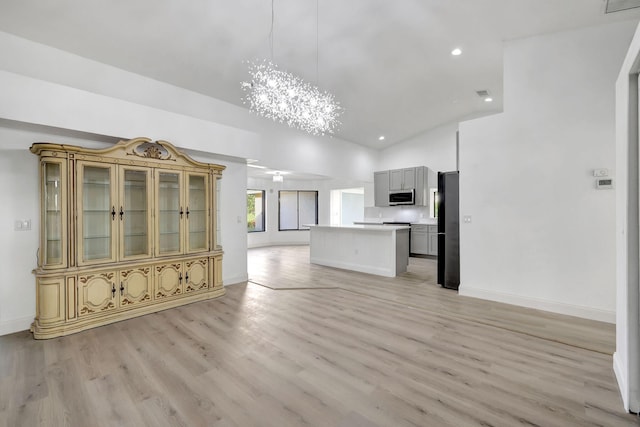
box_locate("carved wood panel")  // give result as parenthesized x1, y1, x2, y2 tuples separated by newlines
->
(154, 263, 183, 299)
(78, 272, 117, 316)
(120, 267, 152, 306)
(185, 258, 208, 292)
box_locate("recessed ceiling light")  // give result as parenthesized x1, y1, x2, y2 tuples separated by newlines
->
(484, 97, 493, 102)
(451, 48, 462, 56)
(378, 136, 385, 141)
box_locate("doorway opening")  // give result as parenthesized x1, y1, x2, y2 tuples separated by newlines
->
(330, 188, 364, 226)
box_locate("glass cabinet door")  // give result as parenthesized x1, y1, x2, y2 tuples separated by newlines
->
(186, 173, 209, 253)
(214, 176, 221, 249)
(41, 159, 67, 268)
(120, 167, 152, 260)
(156, 170, 183, 256)
(78, 162, 117, 265)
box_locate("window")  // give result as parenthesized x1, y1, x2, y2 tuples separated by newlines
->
(430, 187, 438, 219)
(247, 189, 265, 232)
(279, 190, 318, 231)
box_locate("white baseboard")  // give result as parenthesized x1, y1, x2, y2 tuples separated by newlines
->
(223, 273, 249, 286)
(248, 242, 309, 249)
(458, 285, 615, 323)
(0, 315, 33, 337)
(613, 352, 629, 411)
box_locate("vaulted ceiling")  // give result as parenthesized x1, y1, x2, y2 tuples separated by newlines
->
(0, 0, 639, 149)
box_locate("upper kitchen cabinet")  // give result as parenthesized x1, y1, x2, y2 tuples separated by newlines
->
(389, 168, 416, 191)
(30, 137, 225, 339)
(374, 171, 390, 207)
(374, 166, 437, 207)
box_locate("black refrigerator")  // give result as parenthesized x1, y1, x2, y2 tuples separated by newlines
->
(437, 171, 460, 290)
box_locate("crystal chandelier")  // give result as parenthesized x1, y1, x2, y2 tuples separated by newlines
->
(242, 60, 341, 135)
(241, 0, 342, 136)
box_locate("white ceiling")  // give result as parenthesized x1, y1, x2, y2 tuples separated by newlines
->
(0, 1, 639, 149)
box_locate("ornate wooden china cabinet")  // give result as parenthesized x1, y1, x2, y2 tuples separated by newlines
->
(30, 137, 225, 339)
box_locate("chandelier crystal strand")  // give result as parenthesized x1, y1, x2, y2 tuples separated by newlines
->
(242, 60, 342, 135)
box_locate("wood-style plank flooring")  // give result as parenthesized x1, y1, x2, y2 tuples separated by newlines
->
(0, 245, 637, 426)
(248, 246, 616, 355)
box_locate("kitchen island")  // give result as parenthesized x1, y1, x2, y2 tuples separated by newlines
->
(308, 224, 410, 277)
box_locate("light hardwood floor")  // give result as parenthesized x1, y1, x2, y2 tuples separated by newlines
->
(0, 245, 637, 426)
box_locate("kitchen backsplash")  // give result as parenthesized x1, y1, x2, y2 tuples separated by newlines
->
(363, 206, 435, 224)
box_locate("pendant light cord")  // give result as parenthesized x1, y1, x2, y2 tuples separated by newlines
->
(316, 0, 319, 85)
(270, 0, 274, 61)
(270, 0, 320, 83)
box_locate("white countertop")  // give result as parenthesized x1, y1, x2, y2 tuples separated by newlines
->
(353, 221, 437, 226)
(308, 224, 410, 231)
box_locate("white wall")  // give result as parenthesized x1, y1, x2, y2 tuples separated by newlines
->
(377, 121, 458, 173)
(458, 21, 637, 323)
(254, 127, 378, 183)
(0, 148, 39, 335)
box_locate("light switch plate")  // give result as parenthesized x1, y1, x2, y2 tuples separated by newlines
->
(14, 219, 31, 231)
(463, 215, 472, 223)
(593, 168, 609, 177)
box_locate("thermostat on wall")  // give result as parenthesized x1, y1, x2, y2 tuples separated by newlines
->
(596, 177, 614, 189)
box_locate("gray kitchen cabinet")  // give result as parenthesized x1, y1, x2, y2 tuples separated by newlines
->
(374, 170, 390, 207)
(410, 224, 429, 255)
(375, 166, 437, 208)
(428, 225, 438, 256)
(412, 224, 438, 256)
(390, 167, 416, 191)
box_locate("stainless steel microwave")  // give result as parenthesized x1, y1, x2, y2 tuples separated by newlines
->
(389, 189, 415, 205)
